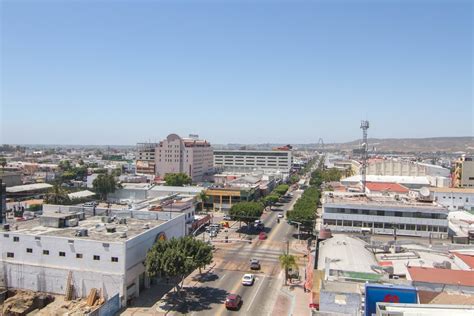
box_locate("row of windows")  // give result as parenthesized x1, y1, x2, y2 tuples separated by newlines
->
(325, 207, 448, 220)
(5, 250, 119, 262)
(439, 196, 469, 202)
(324, 219, 448, 232)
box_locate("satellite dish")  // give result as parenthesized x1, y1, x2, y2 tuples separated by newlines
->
(420, 187, 430, 197)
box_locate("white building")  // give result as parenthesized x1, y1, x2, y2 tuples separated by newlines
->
(322, 192, 449, 238)
(341, 175, 450, 189)
(213, 149, 292, 175)
(427, 187, 474, 211)
(367, 158, 450, 178)
(0, 207, 186, 307)
(155, 134, 213, 182)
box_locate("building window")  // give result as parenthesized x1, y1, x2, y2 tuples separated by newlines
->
(93, 255, 100, 261)
(6, 252, 14, 258)
(43, 250, 50, 255)
(59, 251, 66, 257)
(111, 257, 119, 262)
(26, 248, 33, 253)
(3, 234, 9, 238)
(13, 236, 19, 242)
(76, 253, 83, 259)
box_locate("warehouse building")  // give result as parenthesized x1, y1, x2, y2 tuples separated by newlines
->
(0, 207, 186, 307)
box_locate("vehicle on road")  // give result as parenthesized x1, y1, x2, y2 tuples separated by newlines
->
(220, 221, 230, 228)
(258, 232, 267, 240)
(250, 259, 261, 270)
(225, 294, 242, 310)
(277, 213, 284, 218)
(241, 274, 255, 286)
(83, 201, 97, 207)
(209, 230, 217, 238)
(223, 215, 232, 220)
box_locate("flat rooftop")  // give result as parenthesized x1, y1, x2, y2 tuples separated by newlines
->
(6, 183, 53, 193)
(323, 192, 448, 212)
(5, 215, 165, 242)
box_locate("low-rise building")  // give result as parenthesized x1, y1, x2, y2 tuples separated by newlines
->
(427, 187, 474, 212)
(0, 207, 186, 307)
(322, 192, 449, 238)
(407, 266, 474, 294)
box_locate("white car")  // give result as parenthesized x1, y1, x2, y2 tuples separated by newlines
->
(241, 274, 255, 286)
(277, 213, 284, 218)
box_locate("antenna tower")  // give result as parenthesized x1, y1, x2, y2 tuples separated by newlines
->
(360, 120, 369, 192)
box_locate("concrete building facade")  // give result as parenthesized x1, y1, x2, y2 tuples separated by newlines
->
(213, 149, 292, 174)
(428, 187, 474, 211)
(322, 193, 449, 238)
(367, 159, 450, 178)
(135, 143, 157, 175)
(155, 134, 213, 182)
(0, 208, 186, 307)
(453, 156, 474, 188)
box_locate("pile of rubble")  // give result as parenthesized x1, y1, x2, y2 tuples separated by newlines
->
(2, 290, 53, 315)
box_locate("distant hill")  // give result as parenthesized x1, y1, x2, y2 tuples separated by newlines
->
(216, 137, 474, 154)
(330, 137, 474, 153)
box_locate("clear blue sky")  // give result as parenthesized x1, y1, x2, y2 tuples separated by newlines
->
(1, 0, 472, 145)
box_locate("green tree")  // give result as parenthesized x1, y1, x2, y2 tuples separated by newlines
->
(45, 182, 71, 205)
(229, 201, 264, 229)
(93, 174, 119, 200)
(279, 253, 297, 285)
(199, 191, 209, 212)
(58, 160, 72, 171)
(164, 173, 192, 186)
(145, 237, 213, 292)
(274, 184, 289, 196)
(289, 174, 299, 185)
(262, 194, 279, 210)
(0, 157, 6, 173)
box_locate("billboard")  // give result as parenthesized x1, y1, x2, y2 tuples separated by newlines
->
(365, 284, 417, 316)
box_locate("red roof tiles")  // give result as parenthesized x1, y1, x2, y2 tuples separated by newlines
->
(365, 182, 409, 193)
(452, 252, 474, 269)
(407, 266, 474, 287)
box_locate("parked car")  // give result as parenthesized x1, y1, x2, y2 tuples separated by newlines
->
(223, 215, 232, 220)
(277, 213, 284, 218)
(250, 258, 261, 270)
(258, 232, 267, 240)
(241, 274, 255, 286)
(83, 201, 97, 207)
(210, 230, 217, 238)
(225, 294, 242, 310)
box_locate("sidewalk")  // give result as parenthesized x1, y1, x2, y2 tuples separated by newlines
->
(272, 278, 311, 316)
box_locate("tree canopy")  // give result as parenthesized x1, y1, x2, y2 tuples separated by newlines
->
(93, 174, 119, 200)
(145, 236, 213, 291)
(45, 183, 71, 205)
(164, 173, 192, 186)
(273, 184, 289, 196)
(229, 201, 264, 226)
(279, 253, 297, 285)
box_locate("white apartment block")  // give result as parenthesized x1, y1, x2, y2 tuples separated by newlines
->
(0, 207, 186, 307)
(322, 192, 449, 238)
(428, 187, 474, 212)
(155, 134, 213, 182)
(213, 149, 292, 174)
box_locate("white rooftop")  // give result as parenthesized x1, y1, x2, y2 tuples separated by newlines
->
(341, 175, 431, 185)
(6, 183, 53, 193)
(318, 234, 378, 274)
(68, 190, 96, 199)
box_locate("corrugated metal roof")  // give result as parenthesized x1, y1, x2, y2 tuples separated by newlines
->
(6, 183, 53, 193)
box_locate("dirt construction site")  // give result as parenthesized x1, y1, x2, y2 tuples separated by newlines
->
(0, 288, 104, 316)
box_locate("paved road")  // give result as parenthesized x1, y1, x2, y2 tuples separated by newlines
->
(168, 190, 304, 315)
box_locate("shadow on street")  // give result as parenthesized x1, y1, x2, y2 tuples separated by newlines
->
(164, 286, 228, 314)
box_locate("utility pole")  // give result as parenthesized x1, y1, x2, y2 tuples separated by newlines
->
(360, 120, 370, 193)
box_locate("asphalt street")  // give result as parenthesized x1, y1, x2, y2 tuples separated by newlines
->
(169, 189, 304, 315)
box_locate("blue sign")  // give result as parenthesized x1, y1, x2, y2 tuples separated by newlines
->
(365, 284, 417, 316)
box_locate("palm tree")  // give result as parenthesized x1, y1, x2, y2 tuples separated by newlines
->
(0, 157, 6, 173)
(45, 182, 70, 205)
(279, 253, 297, 285)
(199, 191, 209, 213)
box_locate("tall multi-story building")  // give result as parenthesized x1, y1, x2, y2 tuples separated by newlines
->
(453, 155, 474, 188)
(135, 143, 157, 175)
(213, 149, 293, 174)
(155, 134, 213, 182)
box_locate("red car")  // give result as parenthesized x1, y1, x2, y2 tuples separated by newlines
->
(225, 294, 242, 310)
(258, 232, 267, 240)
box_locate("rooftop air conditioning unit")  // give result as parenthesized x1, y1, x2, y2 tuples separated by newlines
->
(75, 229, 88, 237)
(433, 261, 451, 269)
(120, 232, 127, 238)
(3, 224, 10, 231)
(67, 218, 79, 227)
(106, 226, 116, 233)
(119, 218, 127, 225)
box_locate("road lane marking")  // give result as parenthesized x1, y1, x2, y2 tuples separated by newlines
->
(246, 275, 266, 312)
(220, 274, 226, 280)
